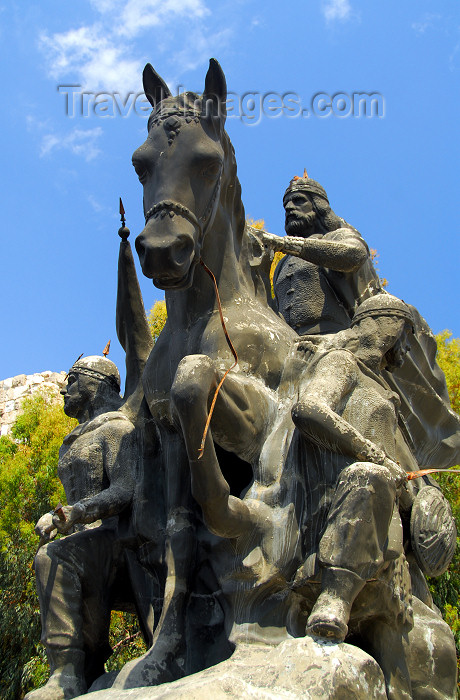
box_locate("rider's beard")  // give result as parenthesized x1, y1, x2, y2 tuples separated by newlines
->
(285, 211, 316, 236)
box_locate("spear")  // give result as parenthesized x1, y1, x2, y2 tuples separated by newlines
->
(118, 197, 130, 241)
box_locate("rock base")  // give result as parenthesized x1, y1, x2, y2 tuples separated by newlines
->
(86, 636, 387, 699)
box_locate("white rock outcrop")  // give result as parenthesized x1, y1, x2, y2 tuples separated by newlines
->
(0, 371, 66, 436)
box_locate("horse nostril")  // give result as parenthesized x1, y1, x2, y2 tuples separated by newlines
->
(135, 234, 150, 273)
(135, 234, 145, 258)
(174, 236, 194, 267)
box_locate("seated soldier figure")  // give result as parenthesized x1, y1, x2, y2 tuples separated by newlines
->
(26, 355, 139, 700)
(292, 295, 418, 699)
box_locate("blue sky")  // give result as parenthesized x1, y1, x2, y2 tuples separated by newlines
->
(1, 0, 459, 385)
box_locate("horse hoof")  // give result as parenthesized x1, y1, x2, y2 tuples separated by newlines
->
(111, 646, 184, 689)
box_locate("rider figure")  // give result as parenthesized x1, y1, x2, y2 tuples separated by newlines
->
(263, 171, 381, 335)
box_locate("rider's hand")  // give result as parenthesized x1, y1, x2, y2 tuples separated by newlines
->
(262, 232, 284, 252)
(381, 456, 407, 488)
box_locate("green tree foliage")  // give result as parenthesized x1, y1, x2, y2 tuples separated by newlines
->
(106, 611, 146, 673)
(436, 331, 460, 414)
(0, 392, 74, 699)
(147, 300, 167, 344)
(429, 332, 460, 677)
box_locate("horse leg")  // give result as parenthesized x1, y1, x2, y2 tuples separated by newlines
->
(114, 355, 271, 690)
(171, 354, 270, 539)
(360, 620, 412, 700)
(113, 434, 195, 689)
(406, 597, 458, 699)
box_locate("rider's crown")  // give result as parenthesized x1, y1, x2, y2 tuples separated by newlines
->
(284, 169, 329, 203)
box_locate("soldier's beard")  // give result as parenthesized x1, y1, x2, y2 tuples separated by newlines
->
(285, 211, 316, 236)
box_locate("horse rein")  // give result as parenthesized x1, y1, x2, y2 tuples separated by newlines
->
(197, 259, 238, 459)
(143, 175, 235, 459)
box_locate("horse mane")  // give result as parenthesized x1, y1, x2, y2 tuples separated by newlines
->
(220, 125, 275, 306)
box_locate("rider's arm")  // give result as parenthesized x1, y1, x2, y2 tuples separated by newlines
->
(294, 352, 405, 483)
(263, 228, 368, 273)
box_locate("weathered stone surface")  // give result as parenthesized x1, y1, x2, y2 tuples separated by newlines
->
(86, 638, 387, 699)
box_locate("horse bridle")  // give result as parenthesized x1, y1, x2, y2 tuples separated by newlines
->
(144, 170, 222, 244)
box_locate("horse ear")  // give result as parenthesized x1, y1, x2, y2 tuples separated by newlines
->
(203, 58, 227, 119)
(143, 63, 171, 108)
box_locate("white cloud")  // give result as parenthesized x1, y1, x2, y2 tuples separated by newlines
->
(322, 0, 352, 23)
(39, 25, 142, 93)
(169, 27, 232, 75)
(118, 0, 209, 39)
(412, 13, 442, 35)
(87, 194, 106, 212)
(39, 0, 213, 93)
(40, 127, 103, 162)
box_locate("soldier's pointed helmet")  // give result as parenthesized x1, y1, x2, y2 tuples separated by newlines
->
(68, 356, 121, 393)
(351, 294, 414, 328)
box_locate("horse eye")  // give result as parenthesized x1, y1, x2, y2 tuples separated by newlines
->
(202, 162, 221, 180)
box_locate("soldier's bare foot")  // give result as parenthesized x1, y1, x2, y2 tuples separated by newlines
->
(24, 670, 86, 700)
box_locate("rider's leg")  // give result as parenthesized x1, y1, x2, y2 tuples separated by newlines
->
(307, 463, 397, 641)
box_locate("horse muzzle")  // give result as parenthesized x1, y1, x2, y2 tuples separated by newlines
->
(135, 215, 199, 290)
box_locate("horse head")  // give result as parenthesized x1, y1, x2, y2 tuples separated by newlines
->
(133, 59, 243, 291)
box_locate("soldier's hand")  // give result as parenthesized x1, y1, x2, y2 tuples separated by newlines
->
(35, 513, 57, 545)
(357, 441, 407, 487)
(296, 338, 317, 358)
(52, 505, 74, 534)
(382, 456, 407, 488)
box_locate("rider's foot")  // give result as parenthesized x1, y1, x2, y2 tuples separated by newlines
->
(306, 566, 364, 643)
(306, 594, 350, 642)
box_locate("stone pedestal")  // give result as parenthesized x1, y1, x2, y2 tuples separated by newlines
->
(86, 637, 387, 699)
